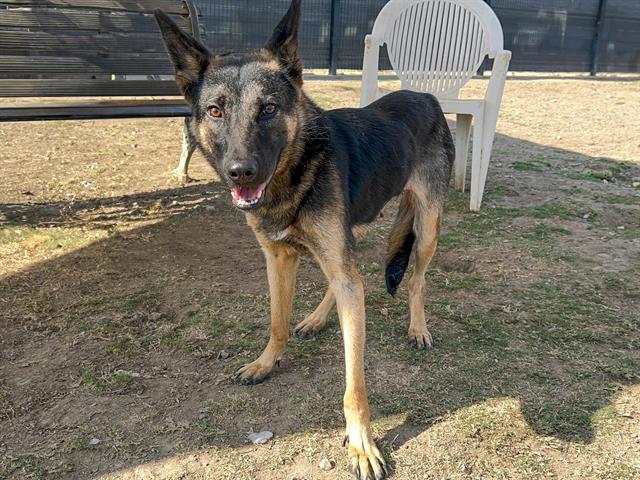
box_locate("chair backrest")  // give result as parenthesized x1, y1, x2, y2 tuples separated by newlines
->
(372, 0, 504, 98)
(0, 0, 201, 98)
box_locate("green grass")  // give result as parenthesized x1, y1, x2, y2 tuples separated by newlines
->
(512, 160, 545, 172)
(0, 388, 14, 419)
(81, 369, 135, 394)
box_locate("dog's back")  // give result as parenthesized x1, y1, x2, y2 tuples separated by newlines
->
(325, 90, 454, 227)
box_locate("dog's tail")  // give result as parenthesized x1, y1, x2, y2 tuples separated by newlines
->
(385, 191, 417, 296)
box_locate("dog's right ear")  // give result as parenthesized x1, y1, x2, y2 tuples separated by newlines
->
(155, 9, 210, 100)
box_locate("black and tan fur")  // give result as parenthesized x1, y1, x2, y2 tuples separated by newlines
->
(156, 2, 454, 478)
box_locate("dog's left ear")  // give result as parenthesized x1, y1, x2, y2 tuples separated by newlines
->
(155, 9, 210, 100)
(265, 0, 303, 83)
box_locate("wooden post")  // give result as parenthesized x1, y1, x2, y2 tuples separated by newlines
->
(590, 0, 608, 76)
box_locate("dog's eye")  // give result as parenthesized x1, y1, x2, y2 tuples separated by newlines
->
(262, 103, 278, 116)
(207, 105, 222, 119)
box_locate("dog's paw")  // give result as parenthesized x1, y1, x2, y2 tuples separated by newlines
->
(233, 360, 275, 385)
(408, 326, 433, 350)
(293, 314, 328, 339)
(346, 436, 389, 480)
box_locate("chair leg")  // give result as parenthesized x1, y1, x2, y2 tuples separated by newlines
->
(174, 117, 195, 183)
(469, 113, 485, 212)
(477, 114, 497, 208)
(454, 114, 472, 192)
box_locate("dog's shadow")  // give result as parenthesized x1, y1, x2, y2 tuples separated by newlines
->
(1, 138, 639, 479)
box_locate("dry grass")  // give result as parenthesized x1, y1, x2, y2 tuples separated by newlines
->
(1, 76, 639, 479)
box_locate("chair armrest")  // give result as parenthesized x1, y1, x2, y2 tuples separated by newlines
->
(484, 50, 511, 106)
(360, 34, 382, 107)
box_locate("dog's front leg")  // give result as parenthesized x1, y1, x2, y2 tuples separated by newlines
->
(234, 242, 299, 385)
(317, 254, 388, 479)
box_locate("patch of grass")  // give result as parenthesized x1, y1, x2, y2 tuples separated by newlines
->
(618, 227, 640, 240)
(561, 161, 633, 184)
(519, 223, 572, 240)
(0, 388, 14, 419)
(563, 171, 603, 182)
(597, 354, 638, 381)
(80, 369, 135, 394)
(441, 193, 580, 249)
(523, 401, 594, 440)
(0, 225, 91, 250)
(106, 336, 134, 354)
(430, 269, 485, 291)
(361, 261, 383, 275)
(63, 434, 90, 453)
(483, 184, 510, 199)
(528, 202, 585, 220)
(602, 194, 640, 205)
(585, 169, 615, 181)
(512, 161, 545, 172)
(0, 455, 47, 480)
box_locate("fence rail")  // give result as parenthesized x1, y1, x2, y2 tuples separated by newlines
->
(194, 0, 640, 74)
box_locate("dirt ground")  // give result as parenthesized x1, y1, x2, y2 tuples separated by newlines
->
(1, 76, 639, 480)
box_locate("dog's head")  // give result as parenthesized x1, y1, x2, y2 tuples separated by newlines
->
(155, 0, 304, 210)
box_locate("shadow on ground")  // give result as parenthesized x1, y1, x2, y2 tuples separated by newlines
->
(1, 133, 639, 479)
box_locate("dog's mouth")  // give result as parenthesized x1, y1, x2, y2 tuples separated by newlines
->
(230, 181, 268, 210)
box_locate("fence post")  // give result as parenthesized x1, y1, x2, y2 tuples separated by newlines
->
(590, 0, 608, 75)
(329, 0, 338, 75)
(478, 0, 493, 76)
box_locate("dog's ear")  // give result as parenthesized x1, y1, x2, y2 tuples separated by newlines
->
(265, 0, 303, 83)
(155, 9, 210, 100)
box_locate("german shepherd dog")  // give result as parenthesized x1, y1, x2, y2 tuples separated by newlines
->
(156, 1, 453, 478)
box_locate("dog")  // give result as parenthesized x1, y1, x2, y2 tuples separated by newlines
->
(155, 1, 454, 478)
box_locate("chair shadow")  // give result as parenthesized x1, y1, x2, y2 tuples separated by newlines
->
(1, 132, 639, 479)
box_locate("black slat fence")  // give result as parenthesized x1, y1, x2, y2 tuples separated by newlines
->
(193, 0, 640, 74)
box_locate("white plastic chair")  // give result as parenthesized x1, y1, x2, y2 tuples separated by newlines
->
(360, 0, 511, 211)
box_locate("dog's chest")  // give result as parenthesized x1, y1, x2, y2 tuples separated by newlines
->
(266, 225, 310, 251)
(269, 227, 292, 242)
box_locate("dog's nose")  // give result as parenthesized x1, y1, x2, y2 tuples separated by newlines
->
(227, 161, 257, 183)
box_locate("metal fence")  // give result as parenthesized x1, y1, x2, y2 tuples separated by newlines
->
(194, 0, 640, 74)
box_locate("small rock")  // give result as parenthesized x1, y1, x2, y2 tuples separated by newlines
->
(248, 431, 273, 444)
(319, 458, 335, 471)
(217, 350, 230, 360)
(148, 312, 163, 322)
(633, 182, 640, 188)
(206, 205, 216, 213)
(617, 226, 625, 230)
(582, 213, 591, 220)
(89, 437, 101, 446)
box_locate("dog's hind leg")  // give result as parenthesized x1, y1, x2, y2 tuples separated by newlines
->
(234, 242, 299, 384)
(406, 185, 442, 349)
(293, 288, 334, 338)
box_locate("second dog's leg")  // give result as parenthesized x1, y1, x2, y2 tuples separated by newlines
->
(293, 288, 335, 337)
(234, 243, 299, 384)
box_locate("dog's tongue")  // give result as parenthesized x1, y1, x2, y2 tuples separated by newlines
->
(230, 183, 266, 202)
